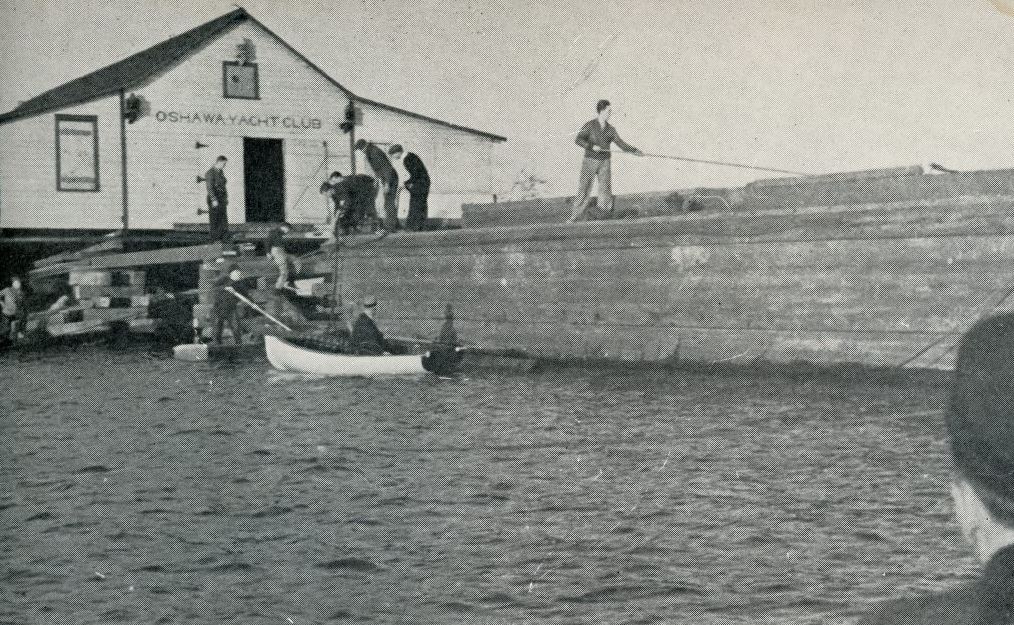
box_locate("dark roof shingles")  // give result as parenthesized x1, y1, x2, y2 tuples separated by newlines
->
(0, 8, 505, 142)
(0, 9, 248, 124)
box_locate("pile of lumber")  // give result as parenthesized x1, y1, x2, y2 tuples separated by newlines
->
(26, 269, 152, 337)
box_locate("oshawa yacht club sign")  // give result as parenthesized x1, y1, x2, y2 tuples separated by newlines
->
(154, 110, 324, 130)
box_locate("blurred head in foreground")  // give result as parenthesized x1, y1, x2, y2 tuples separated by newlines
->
(948, 313, 1014, 564)
(860, 314, 1014, 625)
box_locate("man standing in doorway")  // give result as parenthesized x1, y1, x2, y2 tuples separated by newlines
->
(355, 139, 400, 232)
(388, 144, 431, 231)
(569, 99, 643, 223)
(205, 155, 230, 242)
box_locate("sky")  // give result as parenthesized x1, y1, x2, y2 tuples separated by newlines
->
(3, 0, 1014, 197)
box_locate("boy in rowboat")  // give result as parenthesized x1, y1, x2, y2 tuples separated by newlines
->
(858, 313, 1014, 624)
(351, 295, 388, 355)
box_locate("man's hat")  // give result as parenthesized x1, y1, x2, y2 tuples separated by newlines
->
(362, 295, 377, 308)
(225, 263, 240, 273)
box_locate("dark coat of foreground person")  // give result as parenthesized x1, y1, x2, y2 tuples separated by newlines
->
(858, 313, 1014, 625)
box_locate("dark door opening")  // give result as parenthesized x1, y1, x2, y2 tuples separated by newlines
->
(243, 137, 285, 222)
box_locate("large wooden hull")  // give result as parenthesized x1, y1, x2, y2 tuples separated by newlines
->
(325, 167, 1014, 371)
(264, 334, 426, 376)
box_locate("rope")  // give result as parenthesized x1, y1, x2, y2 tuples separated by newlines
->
(895, 280, 1014, 369)
(609, 150, 809, 176)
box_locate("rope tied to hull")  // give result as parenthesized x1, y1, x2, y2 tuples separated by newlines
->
(607, 150, 809, 176)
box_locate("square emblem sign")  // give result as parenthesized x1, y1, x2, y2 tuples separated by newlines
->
(223, 61, 258, 99)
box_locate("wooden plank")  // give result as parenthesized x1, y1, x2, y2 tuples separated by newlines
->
(73, 285, 145, 299)
(47, 320, 110, 338)
(83, 307, 149, 322)
(69, 243, 224, 270)
(33, 236, 124, 268)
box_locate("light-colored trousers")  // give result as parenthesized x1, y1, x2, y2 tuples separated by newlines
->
(570, 156, 612, 220)
(271, 247, 303, 289)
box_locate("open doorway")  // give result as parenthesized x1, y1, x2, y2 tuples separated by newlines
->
(243, 137, 285, 222)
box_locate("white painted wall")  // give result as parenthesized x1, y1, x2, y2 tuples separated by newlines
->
(355, 102, 499, 218)
(0, 18, 501, 231)
(0, 95, 123, 229)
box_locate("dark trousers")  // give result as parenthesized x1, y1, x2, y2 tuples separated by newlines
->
(213, 309, 242, 344)
(406, 191, 429, 231)
(209, 201, 229, 242)
(379, 177, 399, 232)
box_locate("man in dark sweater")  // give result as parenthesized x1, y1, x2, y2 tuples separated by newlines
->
(569, 100, 643, 222)
(388, 144, 430, 231)
(321, 171, 379, 235)
(205, 155, 230, 242)
(857, 313, 1014, 624)
(355, 139, 400, 232)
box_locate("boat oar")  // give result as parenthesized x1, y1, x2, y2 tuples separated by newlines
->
(225, 287, 294, 332)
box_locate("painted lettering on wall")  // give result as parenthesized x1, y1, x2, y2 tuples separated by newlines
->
(154, 110, 322, 130)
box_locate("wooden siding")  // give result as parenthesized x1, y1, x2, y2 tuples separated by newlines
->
(0, 95, 123, 229)
(1, 19, 500, 230)
(125, 21, 355, 229)
(355, 102, 498, 218)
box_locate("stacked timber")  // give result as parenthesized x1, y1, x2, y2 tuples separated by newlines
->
(57, 269, 151, 336)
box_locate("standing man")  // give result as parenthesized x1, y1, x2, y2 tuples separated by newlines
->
(388, 144, 431, 231)
(212, 264, 248, 344)
(205, 155, 230, 242)
(265, 222, 302, 290)
(355, 139, 400, 232)
(569, 99, 643, 223)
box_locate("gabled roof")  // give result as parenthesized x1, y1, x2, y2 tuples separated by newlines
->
(0, 8, 506, 142)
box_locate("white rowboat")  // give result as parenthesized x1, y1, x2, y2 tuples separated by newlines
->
(264, 334, 427, 376)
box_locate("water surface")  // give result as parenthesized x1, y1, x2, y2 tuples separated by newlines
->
(1, 347, 977, 624)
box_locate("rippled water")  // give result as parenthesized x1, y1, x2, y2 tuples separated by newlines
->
(1, 346, 980, 624)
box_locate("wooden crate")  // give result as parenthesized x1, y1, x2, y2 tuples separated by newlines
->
(73, 285, 145, 299)
(68, 271, 112, 287)
(48, 320, 110, 338)
(83, 307, 149, 322)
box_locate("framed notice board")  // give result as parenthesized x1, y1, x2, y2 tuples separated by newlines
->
(223, 61, 259, 99)
(55, 114, 99, 192)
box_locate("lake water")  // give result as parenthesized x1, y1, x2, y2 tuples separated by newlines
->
(1, 346, 980, 624)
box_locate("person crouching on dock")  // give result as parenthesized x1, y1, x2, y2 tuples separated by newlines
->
(212, 264, 248, 344)
(859, 312, 1014, 624)
(569, 99, 643, 223)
